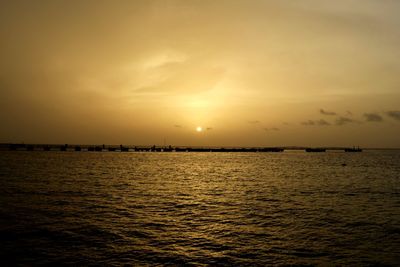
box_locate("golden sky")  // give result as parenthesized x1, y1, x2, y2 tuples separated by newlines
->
(1, 0, 399, 147)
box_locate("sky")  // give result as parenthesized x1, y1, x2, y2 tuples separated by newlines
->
(1, 0, 400, 147)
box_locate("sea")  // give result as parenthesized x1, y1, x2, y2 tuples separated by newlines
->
(0, 150, 399, 266)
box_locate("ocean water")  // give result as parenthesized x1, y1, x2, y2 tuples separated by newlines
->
(0, 150, 399, 266)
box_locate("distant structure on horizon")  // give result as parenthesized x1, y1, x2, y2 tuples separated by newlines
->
(305, 148, 326, 152)
(345, 146, 362, 152)
(0, 143, 365, 153)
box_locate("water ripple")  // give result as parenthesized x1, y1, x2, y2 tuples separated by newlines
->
(0, 151, 399, 265)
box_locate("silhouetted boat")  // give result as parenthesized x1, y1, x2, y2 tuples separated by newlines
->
(9, 144, 17, 150)
(120, 145, 129, 152)
(345, 147, 362, 152)
(305, 148, 326, 152)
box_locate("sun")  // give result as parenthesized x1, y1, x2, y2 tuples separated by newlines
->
(196, 126, 203, 132)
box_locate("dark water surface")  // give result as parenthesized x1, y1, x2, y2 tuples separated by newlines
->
(0, 151, 399, 266)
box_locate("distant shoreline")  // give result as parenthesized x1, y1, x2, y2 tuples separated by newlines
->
(1, 143, 398, 152)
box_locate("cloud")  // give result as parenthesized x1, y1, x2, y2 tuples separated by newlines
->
(131, 61, 226, 95)
(346, 110, 353, 116)
(364, 113, 383, 122)
(320, 109, 337, 116)
(301, 119, 330, 126)
(385, 110, 400, 121)
(206, 127, 213, 130)
(1, 0, 400, 146)
(302, 120, 315, 126)
(335, 116, 357, 126)
(264, 127, 280, 131)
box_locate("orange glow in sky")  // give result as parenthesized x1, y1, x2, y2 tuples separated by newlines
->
(0, 1, 399, 147)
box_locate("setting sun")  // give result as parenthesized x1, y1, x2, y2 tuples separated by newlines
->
(1, 1, 400, 266)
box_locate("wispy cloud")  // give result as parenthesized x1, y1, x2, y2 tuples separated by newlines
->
(364, 113, 383, 122)
(206, 127, 213, 130)
(302, 120, 315, 126)
(320, 109, 337, 116)
(385, 110, 400, 121)
(335, 116, 357, 126)
(301, 119, 330, 126)
(264, 127, 280, 131)
(174, 124, 182, 128)
(248, 120, 260, 124)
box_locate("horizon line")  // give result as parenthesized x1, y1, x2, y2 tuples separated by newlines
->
(1, 143, 399, 150)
